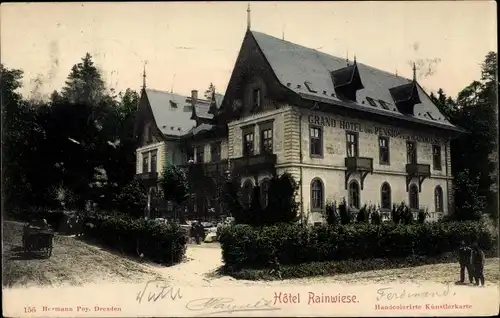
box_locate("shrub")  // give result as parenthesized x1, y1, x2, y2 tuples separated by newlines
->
(114, 180, 147, 218)
(325, 200, 339, 226)
(81, 211, 187, 265)
(219, 221, 495, 269)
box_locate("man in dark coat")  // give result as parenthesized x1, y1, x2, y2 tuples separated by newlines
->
(457, 240, 473, 284)
(470, 242, 486, 286)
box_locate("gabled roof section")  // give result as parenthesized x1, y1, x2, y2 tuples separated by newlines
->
(249, 30, 458, 130)
(330, 61, 364, 102)
(389, 81, 421, 115)
(145, 89, 224, 137)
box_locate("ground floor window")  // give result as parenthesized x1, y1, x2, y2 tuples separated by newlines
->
(260, 178, 270, 208)
(348, 181, 360, 209)
(435, 185, 443, 212)
(380, 182, 391, 210)
(409, 184, 419, 210)
(241, 180, 253, 208)
(310, 178, 324, 210)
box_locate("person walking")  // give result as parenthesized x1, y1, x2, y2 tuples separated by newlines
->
(456, 240, 473, 284)
(470, 242, 486, 287)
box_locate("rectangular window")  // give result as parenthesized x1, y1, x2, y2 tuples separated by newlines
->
(366, 97, 377, 107)
(260, 128, 273, 154)
(142, 153, 149, 173)
(432, 145, 442, 170)
(346, 131, 358, 158)
(378, 100, 390, 110)
(252, 88, 261, 109)
(309, 126, 323, 156)
(407, 141, 417, 164)
(196, 145, 205, 163)
(243, 132, 254, 157)
(210, 142, 221, 162)
(150, 151, 157, 173)
(379, 136, 390, 165)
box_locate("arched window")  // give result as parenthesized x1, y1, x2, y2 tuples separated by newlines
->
(260, 178, 270, 208)
(435, 186, 443, 212)
(310, 178, 324, 210)
(380, 182, 391, 210)
(348, 181, 360, 209)
(241, 180, 253, 208)
(409, 184, 419, 210)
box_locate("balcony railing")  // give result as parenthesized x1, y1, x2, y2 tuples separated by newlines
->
(135, 172, 158, 181)
(345, 157, 373, 172)
(344, 157, 373, 190)
(405, 163, 431, 192)
(231, 153, 277, 175)
(405, 163, 431, 176)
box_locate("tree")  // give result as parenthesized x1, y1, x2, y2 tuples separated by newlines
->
(204, 82, 216, 100)
(159, 164, 189, 218)
(61, 53, 106, 105)
(114, 180, 147, 218)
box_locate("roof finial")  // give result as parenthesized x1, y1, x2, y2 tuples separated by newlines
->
(412, 62, 417, 81)
(353, 55, 357, 64)
(346, 49, 349, 65)
(246, 3, 251, 30)
(282, 24, 285, 40)
(142, 62, 147, 90)
(396, 68, 398, 76)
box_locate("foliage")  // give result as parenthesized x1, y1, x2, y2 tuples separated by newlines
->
(61, 53, 106, 105)
(81, 211, 187, 265)
(431, 52, 497, 221)
(114, 180, 148, 218)
(218, 221, 495, 269)
(338, 198, 350, 225)
(223, 252, 460, 281)
(325, 200, 339, 226)
(231, 173, 299, 226)
(203, 82, 216, 100)
(159, 164, 189, 205)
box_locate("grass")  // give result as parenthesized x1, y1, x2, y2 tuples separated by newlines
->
(2, 221, 163, 288)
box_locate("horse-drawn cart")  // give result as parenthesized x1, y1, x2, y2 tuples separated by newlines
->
(22, 222, 54, 258)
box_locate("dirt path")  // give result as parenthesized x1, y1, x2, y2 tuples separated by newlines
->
(4, 220, 499, 288)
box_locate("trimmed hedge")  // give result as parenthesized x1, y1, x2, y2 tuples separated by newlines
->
(219, 221, 495, 269)
(82, 211, 187, 265)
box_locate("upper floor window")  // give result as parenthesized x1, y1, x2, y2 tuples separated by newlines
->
(346, 131, 358, 158)
(310, 126, 323, 156)
(150, 151, 157, 173)
(210, 142, 221, 162)
(310, 178, 324, 211)
(409, 184, 419, 210)
(252, 88, 261, 109)
(379, 136, 390, 165)
(435, 186, 443, 212)
(432, 145, 442, 170)
(407, 141, 417, 164)
(243, 131, 255, 157)
(196, 145, 205, 163)
(348, 181, 360, 209)
(381, 182, 391, 210)
(260, 128, 273, 154)
(142, 153, 149, 173)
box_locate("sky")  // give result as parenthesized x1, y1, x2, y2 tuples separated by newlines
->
(1, 1, 497, 101)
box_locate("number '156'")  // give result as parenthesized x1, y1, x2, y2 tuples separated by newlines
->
(24, 306, 36, 313)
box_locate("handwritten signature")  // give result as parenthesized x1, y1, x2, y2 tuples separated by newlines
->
(376, 282, 455, 302)
(136, 279, 182, 304)
(185, 297, 280, 316)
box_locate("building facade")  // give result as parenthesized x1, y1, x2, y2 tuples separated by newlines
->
(134, 29, 464, 223)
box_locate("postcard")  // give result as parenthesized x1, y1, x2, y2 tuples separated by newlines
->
(2, 1, 499, 317)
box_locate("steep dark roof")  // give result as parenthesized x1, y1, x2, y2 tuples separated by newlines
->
(250, 30, 458, 130)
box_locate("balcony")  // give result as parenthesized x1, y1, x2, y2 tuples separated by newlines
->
(406, 163, 431, 192)
(231, 153, 277, 176)
(135, 172, 158, 186)
(181, 160, 229, 182)
(344, 157, 373, 190)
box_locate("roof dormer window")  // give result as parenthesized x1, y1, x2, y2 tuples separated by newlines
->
(330, 61, 364, 102)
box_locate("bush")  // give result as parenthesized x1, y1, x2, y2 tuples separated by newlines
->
(219, 221, 495, 269)
(223, 252, 459, 280)
(81, 211, 187, 265)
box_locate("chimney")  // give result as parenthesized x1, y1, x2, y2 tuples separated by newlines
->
(191, 90, 198, 101)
